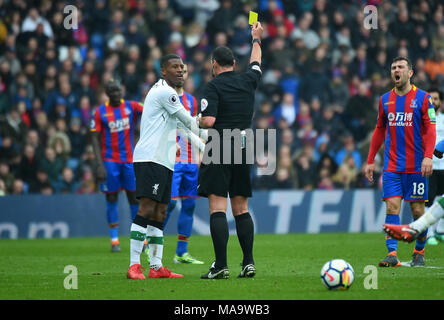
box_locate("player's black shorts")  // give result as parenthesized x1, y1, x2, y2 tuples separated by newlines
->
(134, 161, 173, 204)
(198, 162, 252, 198)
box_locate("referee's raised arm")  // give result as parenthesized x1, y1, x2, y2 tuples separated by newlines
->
(250, 22, 263, 65)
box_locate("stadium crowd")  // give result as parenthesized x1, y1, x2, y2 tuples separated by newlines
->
(0, 0, 443, 195)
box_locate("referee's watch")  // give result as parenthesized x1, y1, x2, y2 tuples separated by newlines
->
(252, 38, 261, 46)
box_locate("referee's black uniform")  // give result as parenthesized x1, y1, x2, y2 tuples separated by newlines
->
(198, 44, 262, 279)
(198, 61, 261, 198)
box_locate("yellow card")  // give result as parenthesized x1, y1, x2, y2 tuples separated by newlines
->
(249, 11, 258, 25)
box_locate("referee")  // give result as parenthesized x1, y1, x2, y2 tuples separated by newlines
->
(198, 22, 263, 279)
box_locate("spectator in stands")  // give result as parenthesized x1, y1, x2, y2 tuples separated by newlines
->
(0, 161, 14, 193)
(21, 7, 53, 38)
(317, 167, 335, 190)
(40, 182, 54, 195)
(11, 178, 26, 195)
(0, 136, 18, 164)
(273, 92, 298, 127)
(55, 167, 79, 194)
(252, 151, 276, 190)
(207, 0, 234, 38)
(29, 168, 49, 194)
(343, 82, 375, 142)
(48, 118, 71, 163)
(279, 128, 299, 154)
(424, 49, 444, 82)
(315, 105, 346, 147)
(68, 117, 85, 162)
(267, 37, 294, 71)
(334, 134, 362, 172)
(332, 154, 359, 189)
(293, 144, 316, 190)
(296, 120, 318, 147)
(276, 145, 298, 189)
(39, 146, 63, 186)
(76, 167, 96, 194)
(2, 107, 28, 145)
(18, 144, 38, 187)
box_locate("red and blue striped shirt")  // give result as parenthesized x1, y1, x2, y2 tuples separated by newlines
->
(90, 99, 143, 163)
(176, 91, 198, 164)
(368, 85, 436, 173)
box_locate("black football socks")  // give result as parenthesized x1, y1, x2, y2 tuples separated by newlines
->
(210, 211, 229, 269)
(235, 212, 254, 266)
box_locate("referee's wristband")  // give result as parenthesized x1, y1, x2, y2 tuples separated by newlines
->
(252, 38, 261, 46)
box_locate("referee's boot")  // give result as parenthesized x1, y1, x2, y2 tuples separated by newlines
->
(238, 264, 256, 278)
(201, 262, 229, 279)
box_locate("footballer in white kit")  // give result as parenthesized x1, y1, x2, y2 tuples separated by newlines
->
(127, 54, 205, 280)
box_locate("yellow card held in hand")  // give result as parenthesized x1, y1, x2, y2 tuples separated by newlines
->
(249, 11, 258, 25)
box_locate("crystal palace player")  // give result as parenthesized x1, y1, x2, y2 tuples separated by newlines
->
(365, 57, 436, 267)
(162, 64, 204, 265)
(91, 79, 143, 252)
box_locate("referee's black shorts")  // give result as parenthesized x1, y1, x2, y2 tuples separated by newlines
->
(198, 162, 252, 198)
(133, 161, 173, 204)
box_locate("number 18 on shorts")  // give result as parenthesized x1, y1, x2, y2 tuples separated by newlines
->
(382, 172, 428, 202)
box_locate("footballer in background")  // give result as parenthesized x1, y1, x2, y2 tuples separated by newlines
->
(162, 64, 204, 265)
(91, 79, 143, 252)
(427, 88, 444, 245)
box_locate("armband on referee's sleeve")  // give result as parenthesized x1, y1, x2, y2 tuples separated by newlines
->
(249, 61, 262, 73)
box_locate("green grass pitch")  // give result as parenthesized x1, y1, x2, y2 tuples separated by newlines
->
(1, 233, 444, 300)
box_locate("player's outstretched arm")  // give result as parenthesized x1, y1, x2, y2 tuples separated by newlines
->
(249, 22, 263, 65)
(177, 121, 206, 153)
(175, 108, 208, 142)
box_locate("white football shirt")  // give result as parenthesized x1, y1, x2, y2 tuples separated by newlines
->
(133, 79, 183, 170)
(433, 111, 444, 170)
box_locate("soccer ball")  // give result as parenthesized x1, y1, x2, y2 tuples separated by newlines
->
(320, 259, 354, 290)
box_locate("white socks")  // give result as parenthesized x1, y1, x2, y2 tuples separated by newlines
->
(147, 225, 164, 269)
(130, 223, 147, 266)
(410, 201, 444, 233)
(436, 218, 444, 234)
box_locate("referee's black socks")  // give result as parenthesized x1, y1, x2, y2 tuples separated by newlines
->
(210, 211, 229, 269)
(235, 212, 254, 266)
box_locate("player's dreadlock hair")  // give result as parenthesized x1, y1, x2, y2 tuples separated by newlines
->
(160, 54, 181, 69)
